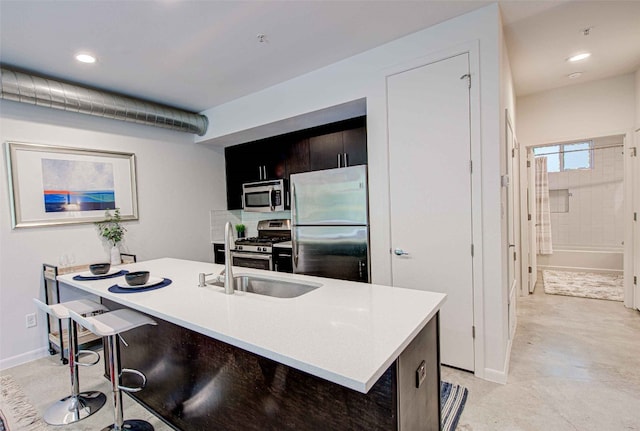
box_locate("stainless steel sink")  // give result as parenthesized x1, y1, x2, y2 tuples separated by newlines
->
(209, 275, 321, 298)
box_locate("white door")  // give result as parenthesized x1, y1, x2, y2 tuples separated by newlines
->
(505, 113, 518, 339)
(527, 150, 538, 293)
(387, 53, 474, 371)
(505, 115, 517, 294)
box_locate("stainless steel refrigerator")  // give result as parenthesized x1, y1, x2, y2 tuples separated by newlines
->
(290, 165, 370, 283)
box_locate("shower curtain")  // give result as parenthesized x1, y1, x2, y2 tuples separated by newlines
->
(535, 157, 553, 254)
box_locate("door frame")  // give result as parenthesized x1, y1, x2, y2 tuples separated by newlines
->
(626, 131, 638, 309)
(519, 146, 538, 295)
(381, 40, 485, 378)
(518, 130, 637, 309)
(505, 110, 519, 341)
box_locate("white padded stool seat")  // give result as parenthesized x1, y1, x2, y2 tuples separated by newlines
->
(68, 308, 157, 337)
(33, 298, 108, 320)
(32, 298, 108, 425)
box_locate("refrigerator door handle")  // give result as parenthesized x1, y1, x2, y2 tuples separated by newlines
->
(292, 228, 299, 268)
(291, 183, 297, 224)
(291, 182, 299, 268)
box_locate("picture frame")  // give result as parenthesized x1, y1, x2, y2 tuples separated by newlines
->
(5, 141, 138, 228)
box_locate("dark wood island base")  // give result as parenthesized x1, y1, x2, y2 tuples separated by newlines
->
(103, 299, 440, 431)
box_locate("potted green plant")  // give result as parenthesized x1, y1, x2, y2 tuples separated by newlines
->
(235, 224, 246, 239)
(95, 208, 126, 265)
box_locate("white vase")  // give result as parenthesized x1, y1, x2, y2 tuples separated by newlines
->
(110, 245, 121, 266)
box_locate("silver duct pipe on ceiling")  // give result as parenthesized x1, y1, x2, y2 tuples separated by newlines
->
(0, 67, 208, 136)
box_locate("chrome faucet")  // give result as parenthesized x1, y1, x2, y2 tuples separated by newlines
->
(198, 222, 235, 293)
(223, 221, 235, 295)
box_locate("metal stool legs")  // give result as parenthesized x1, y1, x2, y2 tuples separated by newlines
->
(69, 308, 157, 431)
(33, 298, 107, 425)
(102, 333, 153, 431)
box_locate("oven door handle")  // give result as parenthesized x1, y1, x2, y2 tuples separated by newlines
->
(231, 252, 274, 271)
(231, 252, 272, 261)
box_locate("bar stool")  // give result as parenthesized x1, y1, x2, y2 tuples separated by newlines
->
(33, 298, 108, 425)
(68, 308, 157, 431)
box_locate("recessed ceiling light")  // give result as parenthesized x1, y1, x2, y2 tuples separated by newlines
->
(567, 53, 591, 62)
(75, 53, 96, 64)
(568, 72, 583, 79)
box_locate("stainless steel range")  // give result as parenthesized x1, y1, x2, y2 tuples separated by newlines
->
(231, 219, 291, 271)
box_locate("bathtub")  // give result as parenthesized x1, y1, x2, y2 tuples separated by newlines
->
(537, 248, 623, 274)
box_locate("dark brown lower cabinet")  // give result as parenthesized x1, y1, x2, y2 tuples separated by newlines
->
(103, 299, 440, 431)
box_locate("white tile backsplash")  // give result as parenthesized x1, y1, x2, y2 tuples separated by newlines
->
(546, 145, 623, 250)
(210, 210, 242, 241)
(239, 211, 292, 237)
(210, 209, 291, 241)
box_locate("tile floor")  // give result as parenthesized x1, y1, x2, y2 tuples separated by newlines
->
(3, 284, 639, 430)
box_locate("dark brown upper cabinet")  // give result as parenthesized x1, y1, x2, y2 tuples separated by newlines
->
(224, 117, 367, 210)
(225, 138, 287, 210)
(309, 126, 367, 171)
(285, 137, 310, 177)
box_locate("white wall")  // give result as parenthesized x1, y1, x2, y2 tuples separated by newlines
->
(517, 74, 636, 146)
(198, 5, 509, 381)
(0, 100, 226, 369)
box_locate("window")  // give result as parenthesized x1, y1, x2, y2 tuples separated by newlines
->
(534, 141, 592, 172)
(534, 145, 560, 172)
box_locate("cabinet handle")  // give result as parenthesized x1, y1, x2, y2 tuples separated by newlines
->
(343, 153, 348, 167)
(257, 165, 267, 180)
(337, 154, 342, 168)
(291, 183, 299, 268)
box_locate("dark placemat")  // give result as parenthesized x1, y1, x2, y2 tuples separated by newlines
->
(73, 270, 129, 281)
(108, 278, 172, 294)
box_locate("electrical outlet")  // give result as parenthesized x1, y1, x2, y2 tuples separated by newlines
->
(26, 313, 37, 328)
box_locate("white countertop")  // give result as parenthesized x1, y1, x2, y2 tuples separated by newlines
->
(58, 258, 445, 393)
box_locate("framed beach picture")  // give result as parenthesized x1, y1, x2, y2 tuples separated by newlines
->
(5, 142, 138, 228)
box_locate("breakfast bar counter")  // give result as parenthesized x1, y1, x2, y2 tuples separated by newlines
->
(58, 258, 446, 430)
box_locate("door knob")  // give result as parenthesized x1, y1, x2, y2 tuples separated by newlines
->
(394, 248, 409, 256)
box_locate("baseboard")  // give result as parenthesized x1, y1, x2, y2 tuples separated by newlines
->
(481, 337, 513, 385)
(483, 366, 508, 384)
(0, 347, 48, 371)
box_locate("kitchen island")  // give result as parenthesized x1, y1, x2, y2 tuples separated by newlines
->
(58, 258, 446, 430)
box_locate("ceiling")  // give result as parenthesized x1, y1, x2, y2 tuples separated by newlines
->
(1, 1, 639, 113)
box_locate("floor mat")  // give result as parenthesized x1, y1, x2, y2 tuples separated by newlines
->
(542, 270, 623, 301)
(0, 375, 49, 431)
(441, 381, 468, 431)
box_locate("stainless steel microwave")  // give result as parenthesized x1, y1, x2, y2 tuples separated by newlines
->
(242, 179, 287, 212)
